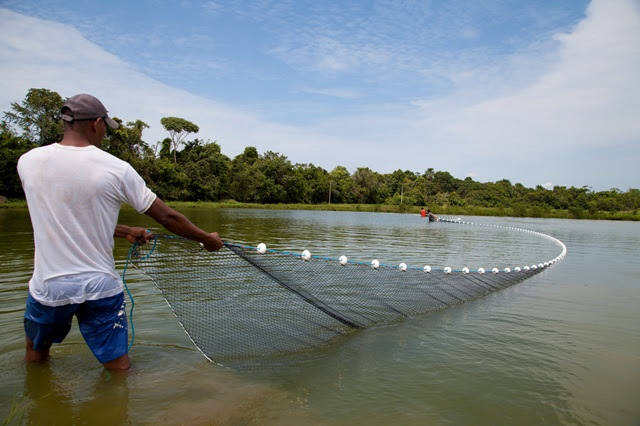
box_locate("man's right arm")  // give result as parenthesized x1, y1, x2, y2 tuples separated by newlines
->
(144, 198, 223, 251)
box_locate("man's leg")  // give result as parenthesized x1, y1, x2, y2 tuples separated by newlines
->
(24, 294, 74, 363)
(102, 353, 130, 370)
(78, 293, 131, 370)
(25, 337, 51, 363)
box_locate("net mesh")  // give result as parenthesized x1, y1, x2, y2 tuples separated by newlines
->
(129, 219, 565, 365)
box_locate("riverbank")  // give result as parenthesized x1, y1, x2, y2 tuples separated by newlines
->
(2, 199, 638, 220)
(167, 200, 640, 220)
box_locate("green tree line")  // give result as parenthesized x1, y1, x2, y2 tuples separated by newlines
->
(2, 88, 639, 219)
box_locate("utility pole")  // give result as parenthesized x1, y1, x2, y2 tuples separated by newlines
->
(400, 183, 404, 205)
(328, 181, 332, 205)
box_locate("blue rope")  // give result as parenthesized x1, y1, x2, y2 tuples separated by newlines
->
(121, 234, 157, 352)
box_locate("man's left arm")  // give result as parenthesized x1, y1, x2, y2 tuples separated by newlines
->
(114, 224, 153, 244)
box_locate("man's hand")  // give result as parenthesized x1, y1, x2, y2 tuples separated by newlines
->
(126, 227, 154, 244)
(115, 224, 154, 244)
(201, 232, 223, 252)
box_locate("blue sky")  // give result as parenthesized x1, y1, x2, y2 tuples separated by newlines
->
(1, 0, 638, 190)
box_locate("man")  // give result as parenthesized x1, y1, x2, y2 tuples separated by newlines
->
(17, 94, 223, 370)
(420, 207, 427, 217)
(427, 209, 439, 222)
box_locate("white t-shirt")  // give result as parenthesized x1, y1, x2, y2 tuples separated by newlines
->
(18, 143, 157, 306)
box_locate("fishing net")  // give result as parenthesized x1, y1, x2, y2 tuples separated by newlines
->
(127, 218, 566, 365)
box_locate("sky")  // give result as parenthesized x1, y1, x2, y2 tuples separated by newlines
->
(0, 0, 639, 191)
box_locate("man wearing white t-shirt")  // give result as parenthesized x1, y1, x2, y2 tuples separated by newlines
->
(18, 94, 223, 369)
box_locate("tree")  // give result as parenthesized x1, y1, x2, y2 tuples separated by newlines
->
(329, 166, 354, 203)
(159, 138, 172, 160)
(386, 169, 416, 198)
(432, 171, 458, 193)
(0, 122, 36, 197)
(254, 151, 295, 203)
(3, 88, 64, 145)
(234, 146, 259, 165)
(352, 167, 384, 204)
(621, 188, 640, 211)
(160, 117, 199, 163)
(229, 161, 264, 202)
(228, 147, 263, 202)
(181, 139, 231, 200)
(102, 118, 150, 162)
(294, 163, 330, 203)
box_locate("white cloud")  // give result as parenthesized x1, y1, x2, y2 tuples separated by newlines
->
(0, 8, 350, 162)
(300, 87, 361, 99)
(271, 36, 393, 74)
(306, 0, 640, 187)
(459, 27, 478, 40)
(445, 0, 640, 156)
(202, 1, 222, 15)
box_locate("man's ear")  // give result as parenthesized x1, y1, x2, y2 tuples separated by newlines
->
(91, 118, 100, 133)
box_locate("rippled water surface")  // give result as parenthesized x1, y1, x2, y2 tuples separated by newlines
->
(1, 207, 639, 425)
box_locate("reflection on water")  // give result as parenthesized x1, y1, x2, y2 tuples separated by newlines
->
(24, 364, 129, 425)
(19, 357, 316, 426)
(1, 207, 639, 425)
(141, 367, 317, 426)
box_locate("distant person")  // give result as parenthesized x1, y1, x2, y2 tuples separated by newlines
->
(420, 207, 427, 217)
(17, 94, 223, 370)
(427, 209, 439, 222)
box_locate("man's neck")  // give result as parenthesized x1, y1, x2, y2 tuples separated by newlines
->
(58, 131, 94, 147)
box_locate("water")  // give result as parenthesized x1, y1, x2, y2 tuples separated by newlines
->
(1, 207, 639, 425)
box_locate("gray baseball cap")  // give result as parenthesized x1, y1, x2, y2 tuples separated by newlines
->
(61, 94, 119, 129)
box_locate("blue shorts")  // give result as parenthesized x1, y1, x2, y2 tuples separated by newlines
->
(24, 292, 128, 364)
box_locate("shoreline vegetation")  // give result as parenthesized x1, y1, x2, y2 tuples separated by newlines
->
(2, 199, 638, 221)
(170, 201, 640, 221)
(2, 88, 639, 222)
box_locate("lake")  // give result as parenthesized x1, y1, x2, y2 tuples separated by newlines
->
(1, 207, 639, 425)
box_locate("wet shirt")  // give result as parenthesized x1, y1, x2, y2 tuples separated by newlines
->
(18, 143, 156, 306)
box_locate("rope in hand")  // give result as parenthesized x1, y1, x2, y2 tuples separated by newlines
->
(121, 234, 157, 352)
